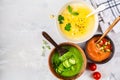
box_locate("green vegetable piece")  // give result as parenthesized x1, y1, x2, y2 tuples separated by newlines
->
(63, 60, 71, 68)
(58, 15, 64, 24)
(69, 57, 76, 64)
(71, 66, 75, 71)
(65, 23, 71, 31)
(57, 64, 64, 73)
(72, 12, 79, 16)
(67, 5, 72, 13)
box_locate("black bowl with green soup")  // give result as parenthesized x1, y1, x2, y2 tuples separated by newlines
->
(48, 42, 87, 80)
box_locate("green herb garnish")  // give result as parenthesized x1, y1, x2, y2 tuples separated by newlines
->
(67, 5, 72, 13)
(67, 5, 79, 16)
(58, 15, 64, 24)
(72, 12, 79, 16)
(41, 39, 51, 56)
(65, 23, 71, 31)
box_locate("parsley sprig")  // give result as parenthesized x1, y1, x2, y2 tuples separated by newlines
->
(58, 15, 64, 24)
(65, 23, 71, 31)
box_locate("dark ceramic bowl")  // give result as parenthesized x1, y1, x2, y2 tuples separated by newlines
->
(48, 42, 87, 80)
(85, 34, 115, 64)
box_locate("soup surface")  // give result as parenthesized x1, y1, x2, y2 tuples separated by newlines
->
(52, 46, 83, 77)
(58, 3, 96, 41)
(86, 36, 112, 62)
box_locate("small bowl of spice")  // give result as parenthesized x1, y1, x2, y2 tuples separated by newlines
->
(48, 42, 87, 79)
(85, 34, 115, 64)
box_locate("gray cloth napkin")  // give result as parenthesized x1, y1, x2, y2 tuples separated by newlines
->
(90, 0, 120, 33)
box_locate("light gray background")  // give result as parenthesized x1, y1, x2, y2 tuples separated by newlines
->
(0, 0, 120, 80)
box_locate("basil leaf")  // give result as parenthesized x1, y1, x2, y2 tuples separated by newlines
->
(65, 23, 71, 31)
(67, 5, 72, 13)
(67, 5, 79, 16)
(72, 12, 79, 16)
(58, 15, 64, 24)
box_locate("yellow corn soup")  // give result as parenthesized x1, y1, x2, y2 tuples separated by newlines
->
(58, 3, 96, 41)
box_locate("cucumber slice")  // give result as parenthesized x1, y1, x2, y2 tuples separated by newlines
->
(63, 60, 71, 68)
(57, 64, 64, 73)
(69, 57, 76, 64)
(71, 66, 75, 71)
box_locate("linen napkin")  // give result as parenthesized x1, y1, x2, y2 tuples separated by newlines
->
(90, 0, 120, 33)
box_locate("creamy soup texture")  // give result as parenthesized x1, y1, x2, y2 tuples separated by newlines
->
(58, 3, 95, 41)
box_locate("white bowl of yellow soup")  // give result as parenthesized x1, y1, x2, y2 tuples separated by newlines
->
(57, 0, 98, 43)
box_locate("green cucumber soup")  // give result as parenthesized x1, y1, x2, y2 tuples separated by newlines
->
(51, 45, 84, 77)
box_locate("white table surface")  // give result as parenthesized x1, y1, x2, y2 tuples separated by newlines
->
(0, 0, 120, 80)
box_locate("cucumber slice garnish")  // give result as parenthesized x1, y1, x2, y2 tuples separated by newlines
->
(69, 57, 76, 64)
(63, 60, 71, 68)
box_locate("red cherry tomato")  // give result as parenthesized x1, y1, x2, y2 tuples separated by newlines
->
(93, 72, 101, 79)
(99, 40, 104, 46)
(88, 63, 97, 71)
(106, 44, 112, 50)
(102, 38, 107, 44)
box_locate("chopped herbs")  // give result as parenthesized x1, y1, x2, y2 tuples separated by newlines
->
(41, 39, 51, 56)
(65, 23, 71, 31)
(58, 15, 64, 24)
(67, 5, 79, 16)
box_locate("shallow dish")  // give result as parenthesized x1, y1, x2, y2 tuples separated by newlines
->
(48, 42, 87, 79)
(57, 0, 98, 43)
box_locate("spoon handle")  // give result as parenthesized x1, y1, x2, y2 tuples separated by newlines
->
(96, 16, 120, 43)
(42, 31, 58, 48)
(86, 4, 106, 18)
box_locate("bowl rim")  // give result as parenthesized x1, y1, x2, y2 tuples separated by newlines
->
(48, 42, 87, 79)
(85, 34, 115, 64)
(56, 0, 99, 43)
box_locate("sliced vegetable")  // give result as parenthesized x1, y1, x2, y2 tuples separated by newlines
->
(57, 64, 64, 73)
(69, 57, 76, 64)
(96, 38, 112, 52)
(71, 66, 75, 71)
(63, 60, 71, 68)
(65, 23, 71, 31)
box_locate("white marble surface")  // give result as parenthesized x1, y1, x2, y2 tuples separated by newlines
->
(0, 0, 120, 80)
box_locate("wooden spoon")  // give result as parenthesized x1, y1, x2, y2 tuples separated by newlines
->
(96, 16, 120, 43)
(42, 31, 68, 56)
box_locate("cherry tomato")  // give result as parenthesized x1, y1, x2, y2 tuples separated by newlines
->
(99, 40, 104, 46)
(102, 38, 107, 44)
(106, 44, 112, 50)
(93, 72, 101, 79)
(87, 63, 97, 71)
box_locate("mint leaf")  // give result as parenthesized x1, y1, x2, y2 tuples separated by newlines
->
(58, 15, 64, 24)
(65, 23, 71, 31)
(67, 5, 72, 13)
(72, 12, 79, 16)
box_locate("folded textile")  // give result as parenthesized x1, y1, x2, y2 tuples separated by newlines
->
(90, 0, 120, 33)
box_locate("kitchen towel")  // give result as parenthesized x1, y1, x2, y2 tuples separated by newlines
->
(90, 0, 120, 33)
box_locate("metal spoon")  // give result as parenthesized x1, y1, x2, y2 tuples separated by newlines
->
(42, 31, 68, 56)
(86, 4, 106, 18)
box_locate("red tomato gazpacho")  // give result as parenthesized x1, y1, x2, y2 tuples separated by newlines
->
(86, 36, 113, 62)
